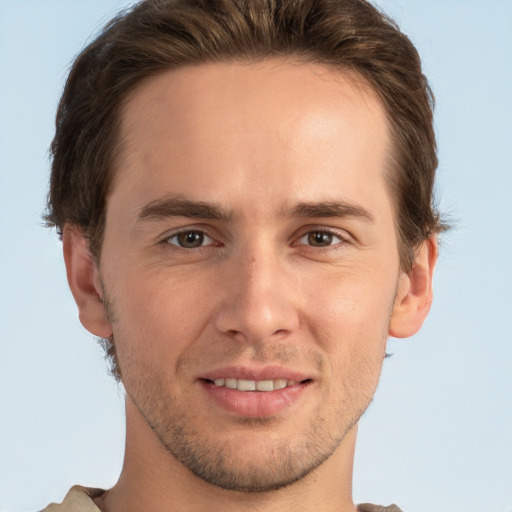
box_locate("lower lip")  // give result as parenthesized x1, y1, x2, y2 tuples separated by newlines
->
(200, 380, 310, 418)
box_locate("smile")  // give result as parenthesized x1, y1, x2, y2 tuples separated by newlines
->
(211, 378, 298, 392)
(201, 377, 311, 417)
(199, 366, 313, 416)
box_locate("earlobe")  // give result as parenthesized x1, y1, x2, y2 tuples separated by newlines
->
(62, 226, 113, 338)
(389, 236, 438, 339)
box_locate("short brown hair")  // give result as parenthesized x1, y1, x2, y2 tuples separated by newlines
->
(45, 0, 445, 270)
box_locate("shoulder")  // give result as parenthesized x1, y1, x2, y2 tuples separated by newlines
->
(40, 486, 104, 512)
(357, 504, 404, 512)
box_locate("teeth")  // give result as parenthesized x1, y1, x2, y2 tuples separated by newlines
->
(273, 378, 288, 390)
(225, 378, 237, 389)
(255, 380, 274, 391)
(237, 379, 256, 391)
(212, 378, 299, 392)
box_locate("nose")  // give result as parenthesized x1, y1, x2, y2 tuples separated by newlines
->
(214, 245, 300, 344)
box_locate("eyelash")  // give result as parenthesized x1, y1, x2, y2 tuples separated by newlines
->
(295, 230, 347, 248)
(165, 230, 216, 250)
(162, 227, 350, 251)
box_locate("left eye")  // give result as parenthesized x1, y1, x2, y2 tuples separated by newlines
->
(298, 230, 344, 247)
(166, 230, 214, 249)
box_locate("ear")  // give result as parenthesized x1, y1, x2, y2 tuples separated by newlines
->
(62, 226, 113, 338)
(389, 236, 438, 338)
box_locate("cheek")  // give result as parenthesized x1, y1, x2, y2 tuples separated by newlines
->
(107, 268, 214, 363)
(303, 278, 390, 408)
(303, 266, 397, 334)
(301, 267, 395, 372)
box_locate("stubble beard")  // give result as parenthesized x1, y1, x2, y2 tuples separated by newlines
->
(99, 280, 383, 494)
(117, 336, 376, 493)
(126, 373, 361, 493)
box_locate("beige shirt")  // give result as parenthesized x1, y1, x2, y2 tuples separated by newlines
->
(42, 486, 103, 512)
(41, 486, 403, 512)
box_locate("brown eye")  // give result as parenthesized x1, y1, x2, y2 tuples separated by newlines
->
(297, 230, 345, 248)
(168, 231, 212, 248)
(307, 231, 334, 246)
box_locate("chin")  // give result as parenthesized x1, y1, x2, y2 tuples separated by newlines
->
(149, 408, 348, 493)
(167, 435, 333, 493)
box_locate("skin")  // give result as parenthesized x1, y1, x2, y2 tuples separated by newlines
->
(64, 59, 437, 512)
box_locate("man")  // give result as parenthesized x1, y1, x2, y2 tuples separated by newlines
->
(42, 0, 444, 510)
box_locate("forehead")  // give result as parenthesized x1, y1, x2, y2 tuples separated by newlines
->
(113, 59, 392, 218)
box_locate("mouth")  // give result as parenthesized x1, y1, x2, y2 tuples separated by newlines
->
(198, 368, 314, 417)
(201, 377, 311, 392)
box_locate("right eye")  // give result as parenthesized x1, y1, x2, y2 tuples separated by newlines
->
(165, 230, 214, 249)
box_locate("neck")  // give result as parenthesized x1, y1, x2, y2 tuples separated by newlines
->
(95, 396, 357, 512)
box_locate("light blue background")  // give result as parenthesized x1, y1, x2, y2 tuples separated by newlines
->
(1, 1, 511, 511)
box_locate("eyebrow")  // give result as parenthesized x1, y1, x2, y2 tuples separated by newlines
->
(137, 195, 232, 222)
(290, 201, 374, 222)
(137, 195, 373, 223)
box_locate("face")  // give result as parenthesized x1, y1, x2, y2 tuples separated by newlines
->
(97, 60, 405, 491)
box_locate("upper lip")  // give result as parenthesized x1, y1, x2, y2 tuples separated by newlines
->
(199, 365, 312, 382)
